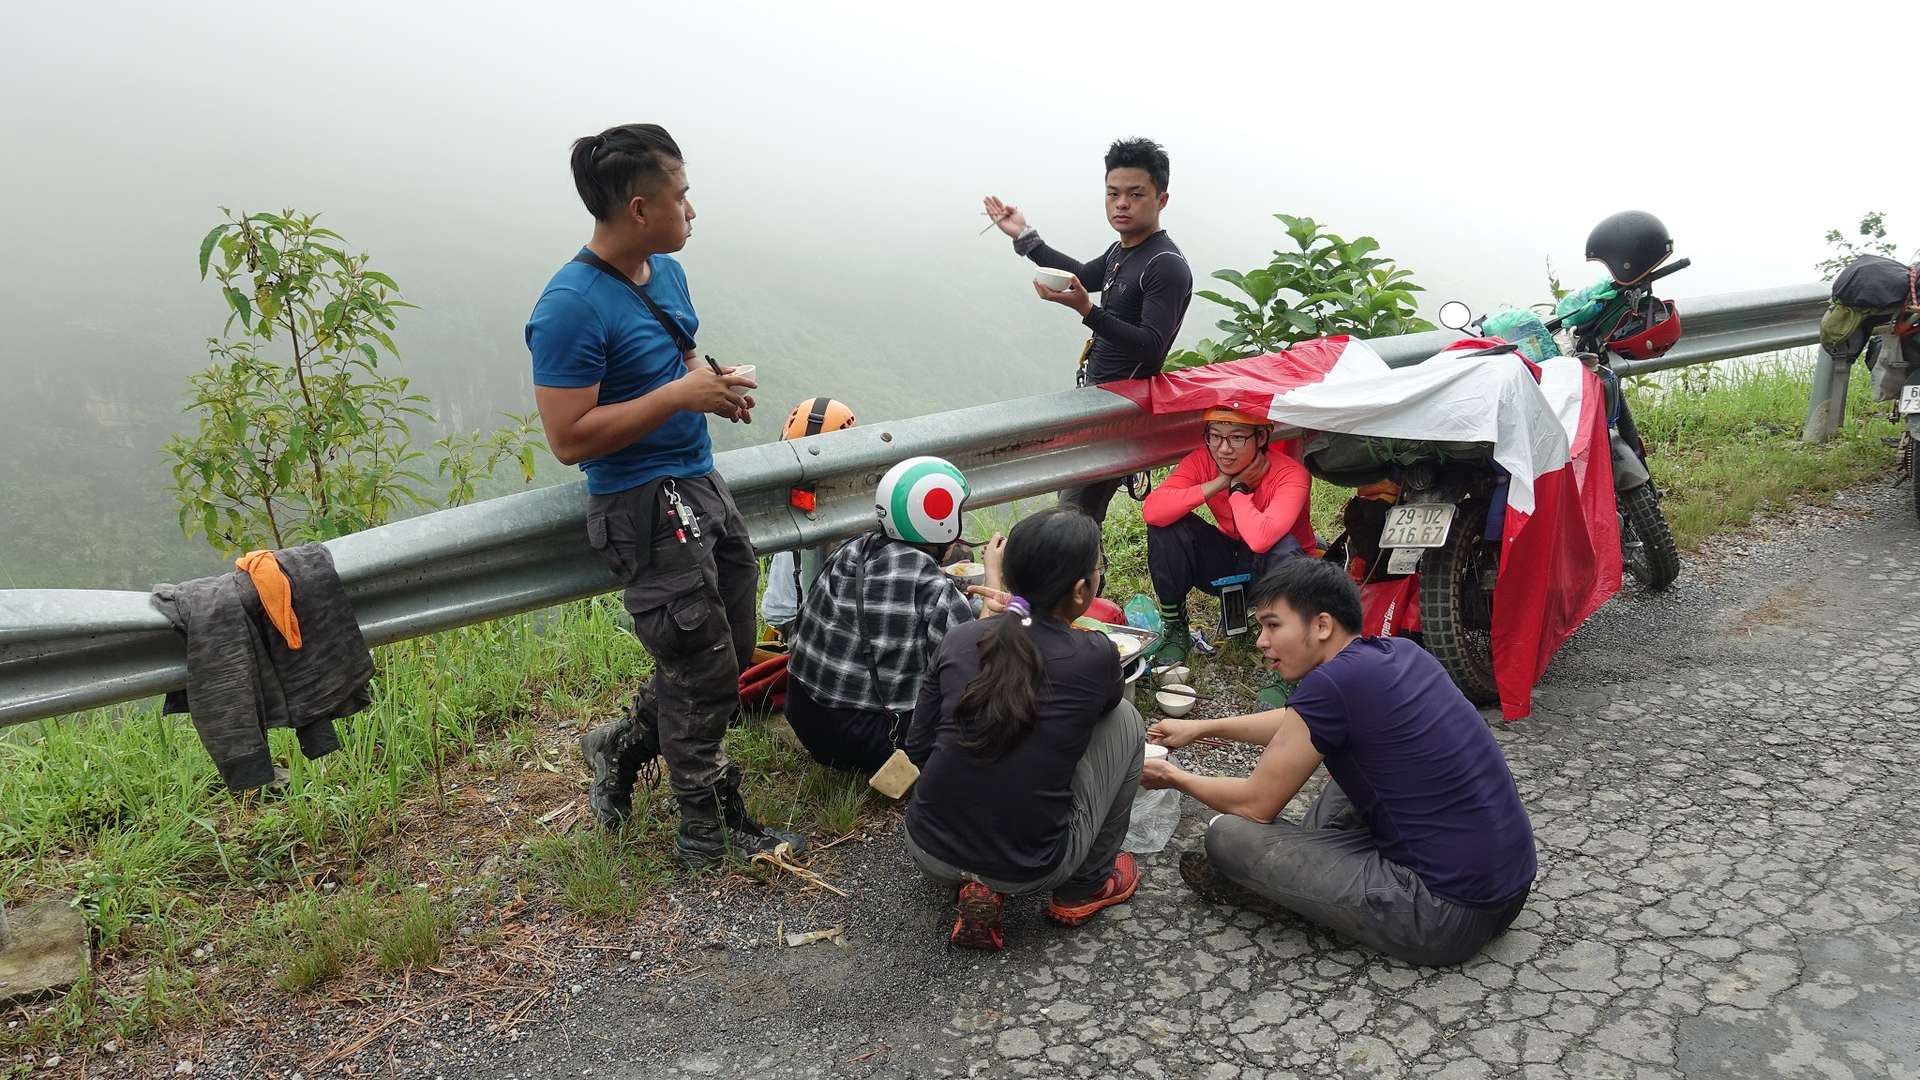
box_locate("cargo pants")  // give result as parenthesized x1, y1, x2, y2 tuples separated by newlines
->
(585, 471, 758, 799)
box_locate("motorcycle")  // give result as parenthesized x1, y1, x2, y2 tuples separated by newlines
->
(1864, 331, 1920, 521)
(1440, 256, 1692, 592)
(1563, 256, 1690, 588)
(1831, 258, 1920, 521)
(1304, 368, 1519, 706)
(1305, 267, 1692, 706)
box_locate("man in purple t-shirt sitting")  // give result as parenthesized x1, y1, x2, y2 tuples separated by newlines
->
(1142, 559, 1535, 966)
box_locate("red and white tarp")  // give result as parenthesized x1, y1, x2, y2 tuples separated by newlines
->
(1105, 336, 1621, 719)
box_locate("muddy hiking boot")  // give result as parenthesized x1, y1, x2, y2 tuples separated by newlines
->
(673, 766, 809, 870)
(579, 689, 663, 830)
(949, 882, 1005, 951)
(1178, 850, 1269, 910)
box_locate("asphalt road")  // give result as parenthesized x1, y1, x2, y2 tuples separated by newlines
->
(442, 483, 1920, 1080)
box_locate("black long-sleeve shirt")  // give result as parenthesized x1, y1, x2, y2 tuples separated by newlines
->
(904, 616, 1124, 882)
(1017, 228, 1193, 384)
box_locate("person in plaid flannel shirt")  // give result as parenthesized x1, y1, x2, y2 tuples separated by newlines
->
(786, 456, 1007, 773)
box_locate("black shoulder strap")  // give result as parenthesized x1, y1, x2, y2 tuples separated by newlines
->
(570, 250, 696, 353)
(852, 534, 904, 726)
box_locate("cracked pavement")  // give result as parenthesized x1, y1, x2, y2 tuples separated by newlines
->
(459, 485, 1920, 1080)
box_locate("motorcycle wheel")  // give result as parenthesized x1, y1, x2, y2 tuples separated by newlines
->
(1418, 503, 1501, 707)
(1619, 483, 1680, 590)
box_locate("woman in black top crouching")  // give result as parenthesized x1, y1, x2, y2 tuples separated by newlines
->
(904, 508, 1145, 950)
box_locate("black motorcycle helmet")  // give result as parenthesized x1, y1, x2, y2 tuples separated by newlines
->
(1585, 211, 1673, 286)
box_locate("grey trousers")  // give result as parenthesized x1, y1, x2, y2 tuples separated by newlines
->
(586, 471, 759, 800)
(1204, 783, 1529, 967)
(907, 701, 1145, 898)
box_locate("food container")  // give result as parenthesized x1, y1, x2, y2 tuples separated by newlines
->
(1071, 617, 1159, 686)
(1034, 267, 1076, 291)
(944, 561, 987, 587)
(1154, 684, 1196, 718)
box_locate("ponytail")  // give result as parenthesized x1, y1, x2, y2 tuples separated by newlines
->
(955, 509, 1102, 758)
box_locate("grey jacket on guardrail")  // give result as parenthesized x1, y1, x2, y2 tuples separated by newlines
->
(151, 542, 372, 792)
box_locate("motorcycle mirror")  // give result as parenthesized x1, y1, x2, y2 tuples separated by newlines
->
(1437, 300, 1473, 331)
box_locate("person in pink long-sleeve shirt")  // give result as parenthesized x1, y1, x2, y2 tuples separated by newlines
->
(1139, 407, 1315, 666)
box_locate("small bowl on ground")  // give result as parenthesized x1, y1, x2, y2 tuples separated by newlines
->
(1155, 665, 1191, 688)
(1154, 684, 1196, 718)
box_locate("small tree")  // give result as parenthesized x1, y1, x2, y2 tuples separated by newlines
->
(167, 209, 542, 554)
(1816, 210, 1902, 281)
(1167, 214, 1435, 369)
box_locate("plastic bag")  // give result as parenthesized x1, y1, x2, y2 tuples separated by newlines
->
(1479, 308, 1560, 365)
(1869, 332, 1914, 403)
(1555, 278, 1618, 329)
(1123, 593, 1162, 633)
(1124, 785, 1182, 854)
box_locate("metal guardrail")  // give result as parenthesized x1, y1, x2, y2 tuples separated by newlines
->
(0, 283, 1830, 727)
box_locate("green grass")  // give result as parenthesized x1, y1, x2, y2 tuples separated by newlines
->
(0, 598, 646, 1054)
(0, 351, 1902, 1061)
(519, 717, 876, 918)
(1627, 353, 1899, 548)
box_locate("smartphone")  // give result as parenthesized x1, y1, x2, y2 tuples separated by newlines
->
(1214, 573, 1252, 638)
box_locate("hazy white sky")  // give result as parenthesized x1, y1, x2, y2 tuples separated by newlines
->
(4, 0, 1918, 586)
(7, 0, 1919, 330)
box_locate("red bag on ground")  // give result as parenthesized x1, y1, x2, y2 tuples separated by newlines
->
(1360, 575, 1421, 638)
(739, 654, 789, 713)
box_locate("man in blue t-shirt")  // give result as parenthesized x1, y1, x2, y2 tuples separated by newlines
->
(1142, 559, 1535, 966)
(526, 122, 803, 868)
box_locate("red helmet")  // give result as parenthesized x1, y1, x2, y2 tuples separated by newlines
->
(1605, 296, 1682, 361)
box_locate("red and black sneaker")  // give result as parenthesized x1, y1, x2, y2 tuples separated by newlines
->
(1045, 852, 1141, 927)
(949, 882, 1005, 951)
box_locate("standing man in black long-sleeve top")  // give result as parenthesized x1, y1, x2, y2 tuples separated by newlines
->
(984, 137, 1193, 526)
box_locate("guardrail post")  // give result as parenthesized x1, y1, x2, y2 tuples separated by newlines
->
(1801, 348, 1852, 443)
(799, 544, 829, 596)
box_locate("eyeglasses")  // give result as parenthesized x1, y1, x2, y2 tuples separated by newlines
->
(1205, 431, 1256, 450)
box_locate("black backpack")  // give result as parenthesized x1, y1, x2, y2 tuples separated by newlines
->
(1831, 255, 1917, 311)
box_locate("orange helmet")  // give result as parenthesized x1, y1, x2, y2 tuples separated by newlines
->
(782, 397, 856, 441)
(1201, 406, 1271, 428)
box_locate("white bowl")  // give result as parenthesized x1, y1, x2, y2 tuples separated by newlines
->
(1143, 743, 1168, 763)
(1155, 665, 1191, 688)
(1033, 267, 1076, 292)
(945, 561, 987, 586)
(1154, 684, 1195, 718)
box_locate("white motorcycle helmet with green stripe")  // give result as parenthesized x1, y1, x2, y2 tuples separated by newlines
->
(875, 455, 970, 544)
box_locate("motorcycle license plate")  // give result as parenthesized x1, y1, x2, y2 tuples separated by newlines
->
(1386, 547, 1425, 575)
(1901, 385, 1920, 414)
(1380, 503, 1456, 548)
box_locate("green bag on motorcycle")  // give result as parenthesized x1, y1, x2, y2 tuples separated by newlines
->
(1479, 308, 1560, 365)
(1555, 278, 1618, 329)
(1301, 431, 1493, 488)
